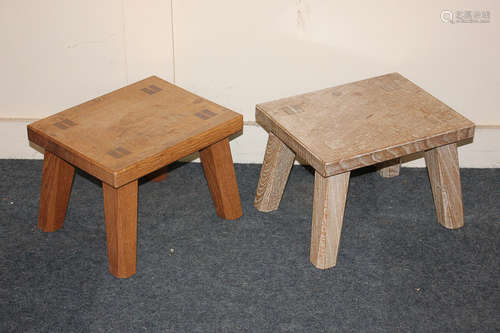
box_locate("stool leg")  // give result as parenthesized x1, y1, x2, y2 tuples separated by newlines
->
(377, 158, 401, 178)
(103, 181, 138, 278)
(424, 143, 464, 229)
(38, 151, 75, 232)
(200, 138, 242, 220)
(149, 166, 168, 182)
(254, 133, 295, 212)
(310, 171, 350, 269)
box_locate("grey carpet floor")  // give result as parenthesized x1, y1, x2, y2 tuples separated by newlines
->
(1, 160, 499, 332)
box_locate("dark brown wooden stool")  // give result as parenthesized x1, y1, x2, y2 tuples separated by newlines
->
(254, 73, 475, 269)
(28, 76, 243, 278)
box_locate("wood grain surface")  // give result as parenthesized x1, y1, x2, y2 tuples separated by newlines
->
(254, 133, 296, 212)
(377, 158, 401, 178)
(103, 180, 138, 278)
(256, 73, 474, 177)
(200, 138, 242, 220)
(27, 76, 243, 187)
(424, 143, 464, 229)
(310, 171, 350, 269)
(38, 151, 75, 232)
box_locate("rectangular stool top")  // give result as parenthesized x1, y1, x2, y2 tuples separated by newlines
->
(256, 73, 474, 176)
(28, 76, 242, 187)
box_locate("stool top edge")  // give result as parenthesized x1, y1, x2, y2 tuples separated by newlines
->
(255, 73, 475, 175)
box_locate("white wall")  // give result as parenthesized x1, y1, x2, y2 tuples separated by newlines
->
(0, 0, 173, 119)
(1, 0, 499, 167)
(173, 0, 500, 124)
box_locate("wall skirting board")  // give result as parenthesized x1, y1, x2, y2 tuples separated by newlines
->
(1, 119, 499, 168)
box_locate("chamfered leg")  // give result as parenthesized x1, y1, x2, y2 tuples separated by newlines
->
(38, 151, 75, 232)
(254, 133, 296, 212)
(310, 171, 350, 269)
(424, 143, 464, 229)
(103, 180, 138, 278)
(377, 158, 401, 178)
(199, 137, 242, 220)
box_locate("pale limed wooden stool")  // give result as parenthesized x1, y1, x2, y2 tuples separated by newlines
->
(27, 76, 243, 278)
(254, 73, 475, 269)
